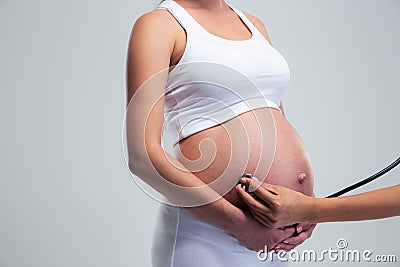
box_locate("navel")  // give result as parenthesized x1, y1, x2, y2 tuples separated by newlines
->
(298, 171, 307, 184)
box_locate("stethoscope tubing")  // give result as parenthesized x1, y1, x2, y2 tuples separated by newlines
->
(326, 156, 400, 198)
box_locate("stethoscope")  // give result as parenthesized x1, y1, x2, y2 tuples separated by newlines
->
(238, 156, 400, 198)
(325, 156, 400, 198)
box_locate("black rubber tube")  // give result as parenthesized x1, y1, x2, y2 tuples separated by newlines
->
(325, 157, 400, 198)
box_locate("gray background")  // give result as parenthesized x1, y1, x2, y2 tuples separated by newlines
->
(0, 0, 399, 266)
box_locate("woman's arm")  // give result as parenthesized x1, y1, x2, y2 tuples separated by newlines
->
(126, 11, 295, 251)
(236, 178, 400, 227)
(279, 101, 286, 117)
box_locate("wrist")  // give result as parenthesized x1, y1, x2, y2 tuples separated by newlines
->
(224, 206, 248, 234)
(208, 197, 247, 234)
(304, 196, 320, 223)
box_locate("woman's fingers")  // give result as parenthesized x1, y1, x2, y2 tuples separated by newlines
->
(282, 232, 309, 246)
(274, 224, 316, 251)
(295, 223, 314, 234)
(274, 242, 296, 252)
(282, 223, 316, 245)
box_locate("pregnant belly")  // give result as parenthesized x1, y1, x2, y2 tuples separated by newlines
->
(173, 107, 314, 210)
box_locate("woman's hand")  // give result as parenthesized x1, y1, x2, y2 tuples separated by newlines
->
(229, 210, 296, 252)
(235, 180, 317, 251)
(274, 223, 316, 252)
(235, 178, 315, 228)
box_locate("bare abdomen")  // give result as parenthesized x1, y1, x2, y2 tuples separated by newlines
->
(173, 108, 314, 210)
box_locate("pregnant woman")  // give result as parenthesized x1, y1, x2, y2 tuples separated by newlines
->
(125, 0, 315, 266)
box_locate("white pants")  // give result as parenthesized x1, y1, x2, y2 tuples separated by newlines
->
(151, 203, 289, 267)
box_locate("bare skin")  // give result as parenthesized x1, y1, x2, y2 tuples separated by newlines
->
(126, 0, 315, 252)
(237, 179, 400, 227)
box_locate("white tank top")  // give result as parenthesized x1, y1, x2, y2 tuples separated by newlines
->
(157, 0, 291, 148)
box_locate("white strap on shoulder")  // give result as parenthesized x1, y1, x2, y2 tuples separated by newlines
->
(156, 0, 197, 32)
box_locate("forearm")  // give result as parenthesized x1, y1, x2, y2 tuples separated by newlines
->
(126, 87, 244, 232)
(308, 185, 400, 223)
(186, 196, 246, 232)
(130, 146, 245, 231)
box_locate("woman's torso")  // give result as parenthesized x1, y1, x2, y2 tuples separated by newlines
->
(159, 0, 314, 209)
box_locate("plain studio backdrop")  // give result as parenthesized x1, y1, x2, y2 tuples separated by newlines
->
(0, 0, 399, 266)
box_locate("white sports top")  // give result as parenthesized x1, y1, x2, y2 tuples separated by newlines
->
(157, 0, 291, 148)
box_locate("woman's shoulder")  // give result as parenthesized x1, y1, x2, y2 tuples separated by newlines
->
(128, 9, 181, 59)
(129, 9, 183, 52)
(133, 9, 178, 33)
(241, 11, 273, 45)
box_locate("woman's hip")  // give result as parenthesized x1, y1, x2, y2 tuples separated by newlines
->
(151, 203, 289, 267)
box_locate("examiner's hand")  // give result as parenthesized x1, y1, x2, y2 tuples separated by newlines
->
(235, 178, 315, 228)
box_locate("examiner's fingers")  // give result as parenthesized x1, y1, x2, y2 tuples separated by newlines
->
(251, 210, 274, 228)
(241, 178, 280, 205)
(250, 209, 278, 228)
(235, 185, 275, 215)
(246, 177, 262, 193)
(241, 178, 280, 194)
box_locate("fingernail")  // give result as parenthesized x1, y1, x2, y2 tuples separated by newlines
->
(282, 240, 289, 244)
